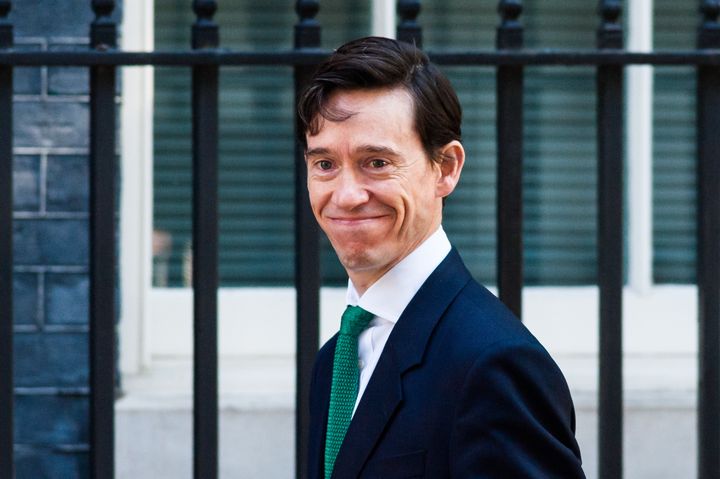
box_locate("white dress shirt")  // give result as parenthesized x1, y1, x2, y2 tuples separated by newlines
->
(345, 226, 452, 415)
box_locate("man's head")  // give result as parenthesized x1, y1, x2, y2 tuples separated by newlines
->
(300, 37, 465, 293)
(299, 36, 462, 161)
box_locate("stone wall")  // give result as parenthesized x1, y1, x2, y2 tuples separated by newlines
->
(10, 2, 121, 477)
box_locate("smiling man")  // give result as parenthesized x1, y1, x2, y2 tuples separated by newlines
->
(299, 37, 585, 479)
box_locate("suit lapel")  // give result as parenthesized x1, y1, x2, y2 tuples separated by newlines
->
(330, 249, 472, 478)
(309, 336, 336, 479)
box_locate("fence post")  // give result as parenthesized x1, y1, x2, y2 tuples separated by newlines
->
(0, 2, 13, 478)
(191, 2, 220, 478)
(496, 0, 524, 319)
(397, 0, 422, 47)
(596, 1, 624, 478)
(697, 2, 720, 479)
(89, 1, 118, 478)
(294, 2, 321, 478)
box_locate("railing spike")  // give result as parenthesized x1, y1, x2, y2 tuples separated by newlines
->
(498, 0, 522, 24)
(193, 0, 218, 18)
(699, 0, 720, 48)
(192, 0, 219, 49)
(91, 0, 114, 17)
(296, 0, 319, 23)
(295, 0, 320, 47)
(0, 1, 11, 49)
(91, 0, 116, 49)
(497, 0, 523, 49)
(397, 0, 422, 47)
(701, 0, 720, 21)
(598, 0, 623, 49)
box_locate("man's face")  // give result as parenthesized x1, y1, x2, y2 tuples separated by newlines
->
(305, 87, 448, 290)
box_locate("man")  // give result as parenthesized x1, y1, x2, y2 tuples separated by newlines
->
(299, 36, 585, 478)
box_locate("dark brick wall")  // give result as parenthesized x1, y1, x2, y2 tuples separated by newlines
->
(9, 2, 121, 478)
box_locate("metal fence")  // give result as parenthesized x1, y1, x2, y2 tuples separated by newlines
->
(0, 0, 719, 478)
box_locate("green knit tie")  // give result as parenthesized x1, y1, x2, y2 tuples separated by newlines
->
(324, 305, 375, 479)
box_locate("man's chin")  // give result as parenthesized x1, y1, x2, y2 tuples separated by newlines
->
(338, 253, 374, 272)
(337, 249, 384, 274)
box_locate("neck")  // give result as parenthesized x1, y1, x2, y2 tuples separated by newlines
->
(348, 269, 388, 297)
(348, 225, 443, 296)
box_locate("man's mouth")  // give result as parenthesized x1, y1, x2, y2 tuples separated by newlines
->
(328, 215, 386, 226)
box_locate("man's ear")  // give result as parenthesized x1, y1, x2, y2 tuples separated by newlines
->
(435, 140, 465, 199)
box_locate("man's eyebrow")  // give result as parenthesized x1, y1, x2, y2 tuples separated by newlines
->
(305, 145, 401, 158)
(356, 145, 401, 157)
(305, 147, 331, 158)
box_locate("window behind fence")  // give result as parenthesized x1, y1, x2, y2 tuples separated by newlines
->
(152, 0, 697, 287)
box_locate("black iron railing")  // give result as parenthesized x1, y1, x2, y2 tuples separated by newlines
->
(88, 3, 118, 478)
(0, 1, 719, 479)
(596, 3, 624, 478)
(697, 4, 720, 479)
(293, 3, 322, 477)
(0, 2, 14, 479)
(190, 2, 220, 478)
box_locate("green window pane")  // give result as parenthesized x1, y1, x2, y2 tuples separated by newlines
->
(153, 0, 370, 287)
(653, 0, 696, 283)
(424, 0, 598, 285)
(153, 0, 696, 288)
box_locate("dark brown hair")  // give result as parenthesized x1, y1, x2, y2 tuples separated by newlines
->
(298, 36, 462, 161)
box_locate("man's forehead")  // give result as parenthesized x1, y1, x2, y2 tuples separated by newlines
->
(325, 86, 412, 111)
(307, 88, 414, 136)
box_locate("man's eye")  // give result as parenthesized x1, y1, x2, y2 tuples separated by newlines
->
(318, 160, 333, 170)
(369, 159, 388, 168)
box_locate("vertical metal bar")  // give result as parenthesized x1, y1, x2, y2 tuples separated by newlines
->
(596, 2, 624, 478)
(397, 0, 422, 47)
(191, 2, 219, 479)
(294, 3, 321, 478)
(89, 1, 117, 478)
(0, 2, 13, 478)
(697, 3, 720, 479)
(496, 0, 524, 319)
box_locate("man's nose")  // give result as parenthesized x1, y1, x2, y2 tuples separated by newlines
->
(332, 170, 369, 209)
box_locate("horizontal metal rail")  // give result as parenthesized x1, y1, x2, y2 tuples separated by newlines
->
(0, 49, 720, 66)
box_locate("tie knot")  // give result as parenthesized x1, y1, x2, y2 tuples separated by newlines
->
(339, 305, 374, 337)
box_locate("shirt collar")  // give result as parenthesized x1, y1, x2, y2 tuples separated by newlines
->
(345, 226, 452, 323)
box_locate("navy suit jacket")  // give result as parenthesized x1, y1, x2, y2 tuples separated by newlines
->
(308, 249, 585, 478)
